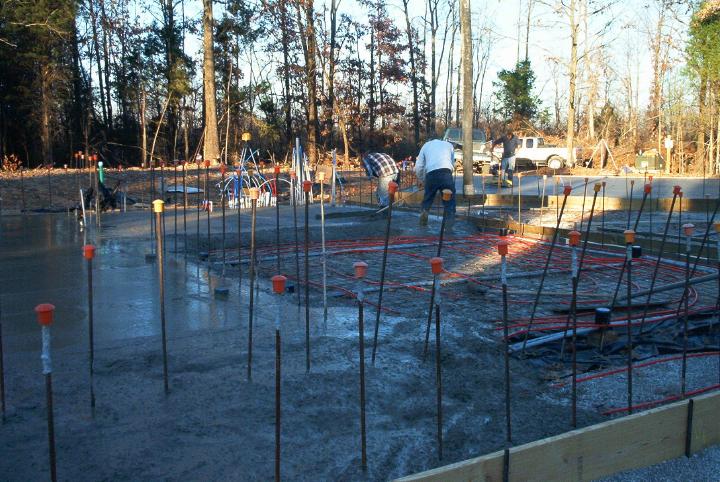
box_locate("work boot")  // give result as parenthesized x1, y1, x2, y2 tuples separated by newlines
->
(419, 210, 429, 226)
(504, 178, 513, 187)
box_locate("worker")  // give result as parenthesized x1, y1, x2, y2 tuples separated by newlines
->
(361, 152, 400, 207)
(414, 138, 455, 228)
(492, 130, 521, 187)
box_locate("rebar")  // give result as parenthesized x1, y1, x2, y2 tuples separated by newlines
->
(304, 185, 311, 372)
(155, 204, 169, 394)
(520, 186, 572, 354)
(247, 195, 257, 381)
(371, 185, 395, 364)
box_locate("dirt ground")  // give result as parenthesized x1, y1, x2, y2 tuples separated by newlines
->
(0, 176, 718, 480)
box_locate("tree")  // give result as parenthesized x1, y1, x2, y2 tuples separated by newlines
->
(687, 1, 720, 171)
(202, 0, 220, 161)
(460, 0, 473, 194)
(492, 60, 539, 124)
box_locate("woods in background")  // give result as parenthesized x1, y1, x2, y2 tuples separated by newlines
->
(0, 0, 718, 175)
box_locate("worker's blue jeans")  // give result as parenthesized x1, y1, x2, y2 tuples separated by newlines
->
(421, 168, 456, 215)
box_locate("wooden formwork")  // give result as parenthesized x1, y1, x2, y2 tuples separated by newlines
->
(396, 390, 720, 482)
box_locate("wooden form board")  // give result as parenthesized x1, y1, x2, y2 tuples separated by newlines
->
(397, 390, 720, 482)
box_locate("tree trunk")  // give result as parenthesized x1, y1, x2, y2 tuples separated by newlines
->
(280, 0, 292, 142)
(566, 0, 578, 166)
(460, 0, 473, 194)
(202, 0, 220, 161)
(99, 0, 113, 131)
(303, 0, 319, 166)
(88, 0, 108, 127)
(40, 66, 53, 165)
(402, 0, 420, 150)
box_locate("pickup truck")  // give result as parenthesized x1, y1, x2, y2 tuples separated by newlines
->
(442, 128, 492, 172)
(489, 137, 580, 169)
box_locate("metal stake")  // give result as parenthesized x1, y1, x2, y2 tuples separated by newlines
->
(372, 181, 398, 364)
(182, 161, 187, 254)
(681, 224, 694, 398)
(520, 185, 573, 353)
(303, 180, 312, 372)
(291, 173, 301, 305)
(247, 188, 259, 381)
(623, 230, 635, 413)
(35, 303, 57, 482)
(353, 262, 368, 470)
(423, 190, 453, 359)
(205, 161, 211, 254)
(498, 242, 512, 444)
(84, 245, 96, 410)
(154, 201, 169, 394)
(271, 275, 286, 482)
(319, 173, 328, 328)
(221, 164, 227, 268)
(174, 162, 178, 253)
(429, 257, 445, 459)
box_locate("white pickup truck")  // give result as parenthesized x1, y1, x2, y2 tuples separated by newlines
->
(490, 137, 580, 169)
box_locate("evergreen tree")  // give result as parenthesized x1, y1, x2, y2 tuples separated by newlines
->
(492, 60, 540, 124)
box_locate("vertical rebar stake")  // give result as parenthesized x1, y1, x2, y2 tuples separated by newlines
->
(353, 261, 368, 470)
(681, 223, 694, 398)
(319, 172, 328, 328)
(567, 231, 580, 427)
(205, 160, 211, 255)
(624, 229, 635, 413)
(35, 303, 57, 482)
(247, 188, 259, 381)
(182, 161, 187, 254)
(174, 161, 178, 253)
(83, 245, 97, 410)
(429, 257, 445, 459)
(291, 172, 301, 305)
(498, 241, 512, 445)
(372, 181, 398, 364)
(271, 275, 286, 482)
(154, 200, 169, 394)
(303, 180, 312, 372)
(221, 164, 227, 268)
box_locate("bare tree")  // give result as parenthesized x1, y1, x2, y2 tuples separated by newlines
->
(460, 0, 473, 194)
(202, 0, 220, 161)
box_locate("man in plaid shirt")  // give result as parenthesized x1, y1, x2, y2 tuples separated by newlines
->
(362, 152, 400, 206)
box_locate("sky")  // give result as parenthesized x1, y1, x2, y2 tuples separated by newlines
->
(133, 0, 694, 121)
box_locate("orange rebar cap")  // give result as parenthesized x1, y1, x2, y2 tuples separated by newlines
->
(220, 164, 227, 175)
(714, 222, 720, 233)
(593, 183, 601, 193)
(290, 170, 296, 179)
(272, 275, 287, 294)
(429, 257, 444, 275)
(563, 185, 572, 196)
(317, 171, 325, 182)
(242, 132, 252, 142)
(152, 199, 165, 213)
(83, 244, 95, 260)
(644, 183, 651, 194)
(303, 180, 312, 193)
(623, 229, 635, 244)
(568, 230, 581, 247)
(204, 159, 210, 168)
(35, 303, 55, 326)
(648, 175, 653, 182)
(388, 181, 399, 194)
(249, 187, 260, 200)
(497, 240, 509, 256)
(673, 185, 682, 195)
(274, 165, 281, 175)
(353, 261, 368, 279)
(682, 223, 694, 237)
(441, 189, 453, 201)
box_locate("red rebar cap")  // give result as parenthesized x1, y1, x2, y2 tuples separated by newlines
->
(303, 180, 312, 192)
(34, 303, 55, 326)
(563, 185, 572, 196)
(682, 223, 695, 237)
(644, 183, 651, 194)
(204, 159, 210, 168)
(441, 189, 453, 201)
(290, 171, 296, 179)
(249, 187, 260, 200)
(568, 230, 581, 247)
(593, 183, 601, 193)
(83, 244, 95, 260)
(623, 229, 635, 244)
(220, 164, 227, 175)
(429, 257, 444, 275)
(388, 181, 399, 195)
(353, 261, 368, 279)
(272, 275, 287, 294)
(673, 185, 681, 195)
(497, 240, 509, 256)
(648, 175, 653, 182)
(274, 165, 281, 175)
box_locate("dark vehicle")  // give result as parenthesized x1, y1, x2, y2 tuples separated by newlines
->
(442, 128, 491, 172)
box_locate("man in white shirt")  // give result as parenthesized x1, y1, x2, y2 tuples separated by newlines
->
(414, 139, 456, 227)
